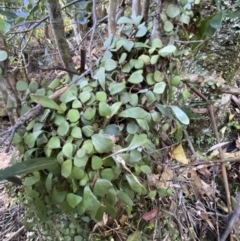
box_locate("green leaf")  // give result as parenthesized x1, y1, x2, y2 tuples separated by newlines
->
(84, 107, 96, 120)
(92, 134, 113, 153)
(150, 55, 159, 65)
(70, 166, 85, 179)
(109, 82, 126, 95)
(57, 120, 69, 136)
(72, 99, 82, 108)
(134, 59, 144, 69)
(62, 143, 73, 158)
(99, 102, 111, 117)
(61, 159, 72, 178)
(104, 124, 120, 136)
(105, 59, 117, 71)
(16, 80, 28, 91)
(156, 104, 173, 118)
(24, 176, 39, 186)
(116, 191, 133, 206)
(96, 91, 107, 102)
(82, 125, 94, 137)
(210, 12, 223, 29)
(126, 174, 143, 194)
(151, 38, 163, 48)
(25, 131, 43, 148)
(171, 106, 189, 125)
(140, 165, 152, 174)
(29, 81, 39, 93)
(67, 109, 80, 122)
(47, 136, 61, 149)
(0, 50, 8, 61)
(136, 25, 147, 37)
(93, 179, 113, 197)
(101, 168, 116, 181)
(83, 185, 100, 216)
(91, 155, 103, 170)
(0, 158, 57, 181)
(48, 78, 60, 90)
(179, 14, 190, 25)
(166, 4, 181, 18)
(127, 122, 139, 134)
(71, 126, 82, 139)
(45, 172, 53, 192)
(67, 193, 82, 208)
(79, 91, 91, 103)
(119, 107, 148, 119)
(127, 231, 142, 241)
(123, 40, 134, 52)
(110, 102, 122, 117)
(128, 70, 143, 84)
(31, 95, 61, 111)
(215, 0, 222, 10)
(119, 52, 127, 63)
(159, 45, 176, 57)
(74, 155, 88, 168)
(153, 82, 166, 94)
(154, 70, 164, 82)
(117, 16, 133, 24)
(164, 21, 174, 32)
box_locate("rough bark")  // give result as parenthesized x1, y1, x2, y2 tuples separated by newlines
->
(132, 0, 141, 17)
(46, 0, 75, 73)
(150, 0, 162, 42)
(108, 0, 117, 36)
(142, 0, 150, 23)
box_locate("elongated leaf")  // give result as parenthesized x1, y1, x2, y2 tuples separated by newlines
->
(119, 107, 148, 119)
(171, 106, 189, 125)
(31, 94, 61, 111)
(0, 158, 57, 181)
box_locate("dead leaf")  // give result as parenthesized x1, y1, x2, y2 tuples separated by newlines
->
(147, 174, 160, 188)
(172, 144, 189, 164)
(157, 168, 173, 189)
(142, 209, 158, 221)
(119, 215, 128, 226)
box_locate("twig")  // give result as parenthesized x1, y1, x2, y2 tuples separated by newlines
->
(185, 82, 232, 240)
(220, 193, 240, 241)
(7, 0, 81, 35)
(5, 226, 25, 241)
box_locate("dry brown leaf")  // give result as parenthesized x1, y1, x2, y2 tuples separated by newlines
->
(172, 144, 189, 164)
(157, 168, 173, 189)
(119, 215, 128, 226)
(147, 174, 160, 188)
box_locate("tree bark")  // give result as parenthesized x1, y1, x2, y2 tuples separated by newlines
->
(108, 0, 117, 36)
(46, 0, 75, 74)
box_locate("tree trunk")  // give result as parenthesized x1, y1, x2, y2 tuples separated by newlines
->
(46, 0, 75, 74)
(108, 0, 117, 36)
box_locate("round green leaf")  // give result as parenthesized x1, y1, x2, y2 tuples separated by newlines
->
(105, 59, 117, 71)
(67, 109, 80, 122)
(91, 155, 103, 170)
(16, 80, 28, 91)
(96, 91, 107, 102)
(154, 70, 164, 82)
(150, 55, 159, 65)
(134, 59, 144, 69)
(79, 91, 91, 103)
(128, 70, 143, 84)
(83, 107, 96, 120)
(62, 143, 73, 158)
(47, 136, 61, 149)
(151, 38, 163, 48)
(0, 50, 8, 61)
(164, 21, 174, 32)
(166, 4, 181, 18)
(71, 126, 82, 139)
(140, 165, 152, 174)
(153, 82, 166, 94)
(93, 179, 113, 197)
